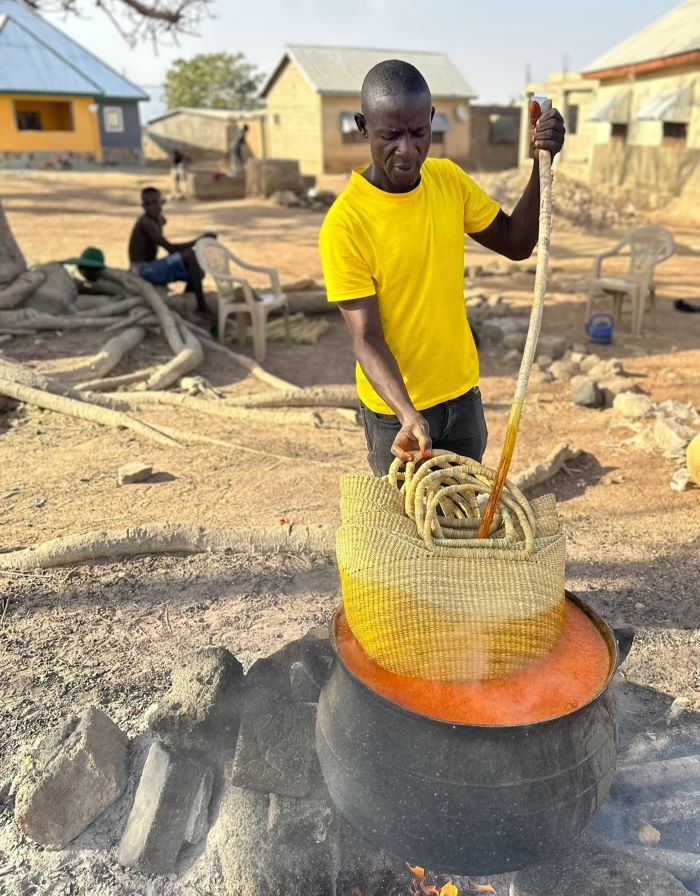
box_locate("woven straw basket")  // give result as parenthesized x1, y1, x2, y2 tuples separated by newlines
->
(336, 451, 566, 681)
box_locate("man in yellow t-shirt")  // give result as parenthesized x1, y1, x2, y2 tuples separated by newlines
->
(319, 60, 564, 475)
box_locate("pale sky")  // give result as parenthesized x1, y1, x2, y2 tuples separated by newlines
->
(45, 0, 676, 105)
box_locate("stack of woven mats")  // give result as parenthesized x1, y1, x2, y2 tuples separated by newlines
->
(225, 312, 330, 344)
(336, 450, 566, 682)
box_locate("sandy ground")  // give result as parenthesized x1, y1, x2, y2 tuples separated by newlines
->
(0, 167, 699, 795)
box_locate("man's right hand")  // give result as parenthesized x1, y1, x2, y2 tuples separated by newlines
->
(391, 413, 432, 463)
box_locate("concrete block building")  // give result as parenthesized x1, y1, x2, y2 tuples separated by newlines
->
(0, 0, 146, 168)
(519, 72, 599, 181)
(259, 45, 478, 177)
(582, 0, 700, 198)
(519, 0, 700, 199)
(143, 107, 266, 167)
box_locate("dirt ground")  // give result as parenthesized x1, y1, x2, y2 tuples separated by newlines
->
(0, 167, 699, 795)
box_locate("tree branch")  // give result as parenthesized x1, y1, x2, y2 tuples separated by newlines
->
(29, 0, 212, 42)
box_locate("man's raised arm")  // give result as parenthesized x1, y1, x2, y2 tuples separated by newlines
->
(468, 104, 565, 261)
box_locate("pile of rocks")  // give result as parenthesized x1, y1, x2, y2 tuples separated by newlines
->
(3, 628, 421, 895)
(4, 619, 700, 895)
(271, 188, 336, 211)
(484, 168, 640, 231)
(467, 291, 570, 367)
(614, 397, 699, 490)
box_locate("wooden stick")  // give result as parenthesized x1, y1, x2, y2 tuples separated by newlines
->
(632, 790, 700, 825)
(74, 296, 143, 317)
(101, 269, 184, 353)
(622, 723, 700, 764)
(610, 843, 700, 887)
(145, 320, 203, 390)
(76, 367, 158, 392)
(0, 270, 46, 310)
(154, 423, 338, 464)
(0, 377, 177, 447)
(0, 358, 127, 410)
(0, 309, 126, 330)
(0, 522, 334, 571)
(46, 327, 146, 383)
(612, 755, 700, 797)
(113, 389, 322, 425)
(181, 319, 298, 391)
(478, 131, 553, 538)
(225, 384, 357, 409)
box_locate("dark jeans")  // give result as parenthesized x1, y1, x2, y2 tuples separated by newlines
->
(360, 386, 488, 477)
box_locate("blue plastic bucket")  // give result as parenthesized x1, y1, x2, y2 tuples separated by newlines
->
(585, 312, 614, 344)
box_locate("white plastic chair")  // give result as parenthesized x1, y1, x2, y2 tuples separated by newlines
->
(585, 225, 674, 336)
(194, 237, 290, 361)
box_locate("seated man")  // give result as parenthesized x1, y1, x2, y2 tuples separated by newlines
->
(128, 186, 213, 314)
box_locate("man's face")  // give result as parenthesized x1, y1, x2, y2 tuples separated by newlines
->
(356, 92, 434, 191)
(142, 192, 163, 218)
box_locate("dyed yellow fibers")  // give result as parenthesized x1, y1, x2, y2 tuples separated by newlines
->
(340, 566, 565, 682)
(338, 597, 611, 725)
(478, 399, 522, 539)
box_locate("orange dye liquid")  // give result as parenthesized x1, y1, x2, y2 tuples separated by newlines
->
(337, 599, 611, 726)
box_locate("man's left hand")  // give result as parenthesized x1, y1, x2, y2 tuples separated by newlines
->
(530, 105, 566, 159)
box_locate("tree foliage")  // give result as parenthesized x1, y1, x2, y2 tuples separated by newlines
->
(164, 52, 264, 111)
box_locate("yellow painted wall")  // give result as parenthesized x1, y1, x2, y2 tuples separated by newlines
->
(0, 95, 101, 157)
(264, 62, 323, 176)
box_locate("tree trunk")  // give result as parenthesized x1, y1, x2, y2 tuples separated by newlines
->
(0, 199, 27, 287)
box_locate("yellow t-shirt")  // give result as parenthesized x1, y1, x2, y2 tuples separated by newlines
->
(319, 157, 500, 414)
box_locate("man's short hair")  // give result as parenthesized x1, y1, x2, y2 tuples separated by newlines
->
(141, 186, 160, 202)
(361, 60, 430, 113)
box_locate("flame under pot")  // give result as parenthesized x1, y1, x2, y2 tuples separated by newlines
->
(315, 591, 619, 876)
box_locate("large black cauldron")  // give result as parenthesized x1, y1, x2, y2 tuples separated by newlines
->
(316, 591, 625, 875)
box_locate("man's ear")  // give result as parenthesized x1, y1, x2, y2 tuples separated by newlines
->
(430, 106, 435, 122)
(354, 112, 368, 138)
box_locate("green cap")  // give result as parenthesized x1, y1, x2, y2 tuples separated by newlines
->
(61, 246, 105, 269)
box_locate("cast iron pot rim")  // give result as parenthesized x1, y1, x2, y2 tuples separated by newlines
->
(329, 588, 619, 731)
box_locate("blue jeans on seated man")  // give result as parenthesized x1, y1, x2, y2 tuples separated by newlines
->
(133, 252, 194, 291)
(360, 386, 488, 478)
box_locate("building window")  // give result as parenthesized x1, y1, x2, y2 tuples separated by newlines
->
(432, 130, 445, 144)
(567, 104, 579, 135)
(16, 110, 42, 130)
(488, 113, 518, 144)
(340, 111, 364, 144)
(14, 100, 73, 131)
(611, 123, 628, 140)
(103, 106, 124, 133)
(273, 113, 281, 125)
(663, 122, 687, 141)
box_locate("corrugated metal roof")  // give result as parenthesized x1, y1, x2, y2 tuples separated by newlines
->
(588, 90, 631, 123)
(147, 106, 264, 125)
(0, 16, 100, 95)
(0, 0, 146, 100)
(636, 84, 694, 122)
(584, 0, 700, 75)
(261, 45, 475, 99)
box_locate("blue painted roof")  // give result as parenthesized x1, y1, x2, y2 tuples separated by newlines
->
(0, 0, 147, 100)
